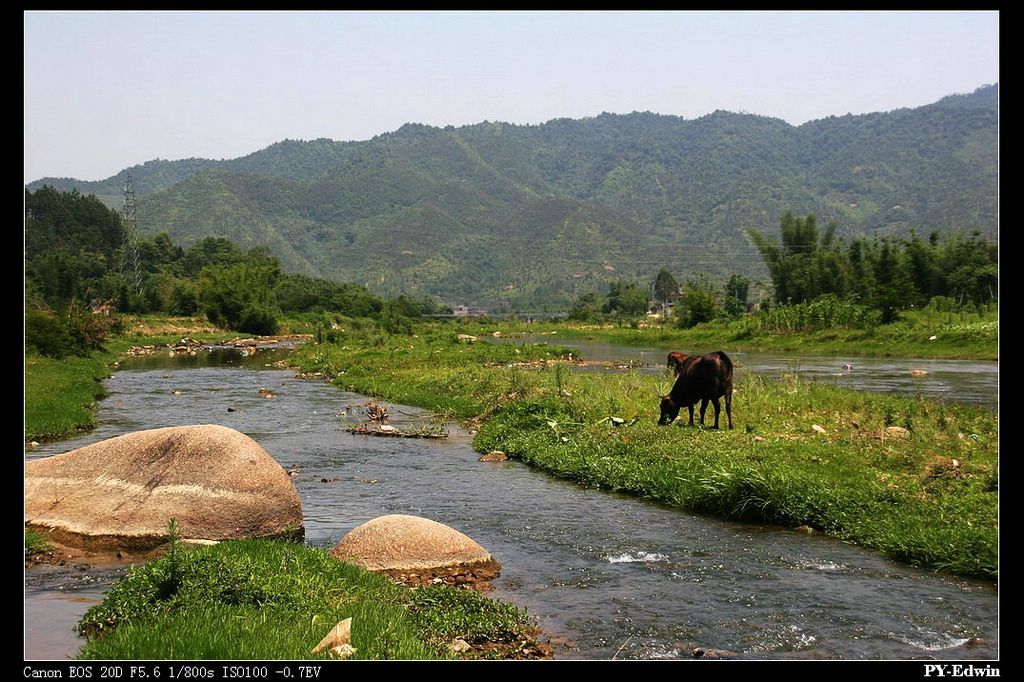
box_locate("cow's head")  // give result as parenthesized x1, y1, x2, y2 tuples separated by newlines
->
(658, 395, 680, 425)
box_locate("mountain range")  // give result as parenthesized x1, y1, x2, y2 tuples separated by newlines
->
(27, 84, 997, 312)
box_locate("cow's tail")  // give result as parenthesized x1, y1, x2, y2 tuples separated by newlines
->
(714, 351, 734, 381)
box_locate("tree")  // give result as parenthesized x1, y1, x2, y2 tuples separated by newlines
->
(198, 253, 282, 334)
(380, 300, 413, 335)
(568, 292, 603, 321)
(25, 308, 76, 358)
(653, 268, 679, 305)
(602, 280, 649, 317)
(184, 237, 244, 277)
(747, 212, 843, 304)
(723, 274, 750, 317)
(675, 278, 720, 328)
(872, 239, 916, 323)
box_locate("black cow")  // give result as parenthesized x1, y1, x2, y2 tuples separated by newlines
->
(658, 351, 734, 429)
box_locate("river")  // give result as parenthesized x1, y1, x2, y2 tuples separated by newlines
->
(24, 347, 998, 660)
(491, 333, 998, 408)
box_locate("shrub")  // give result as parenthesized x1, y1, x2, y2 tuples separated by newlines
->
(25, 308, 76, 357)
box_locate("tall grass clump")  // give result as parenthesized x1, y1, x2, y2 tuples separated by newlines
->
(25, 528, 51, 556)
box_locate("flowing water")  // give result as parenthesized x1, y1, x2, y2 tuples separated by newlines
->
(25, 347, 998, 660)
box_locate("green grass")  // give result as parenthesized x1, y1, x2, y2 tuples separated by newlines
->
(455, 307, 998, 360)
(77, 539, 539, 660)
(292, 324, 998, 579)
(409, 587, 545, 658)
(25, 528, 51, 556)
(475, 373, 997, 579)
(25, 354, 113, 441)
(24, 316, 230, 442)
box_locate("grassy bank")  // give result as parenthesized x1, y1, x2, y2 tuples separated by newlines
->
(293, 326, 998, 579)
(77, 539, 541, 660)
(24, 316, 229, 442)
(25, 354, 113, 442)
(25, 529, 51, 557)
(457, 307, 998, 361)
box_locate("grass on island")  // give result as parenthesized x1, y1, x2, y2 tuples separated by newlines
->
(453, 304, 998, 361)
(77, 539, 540, 660)
(292, 325, 998, 580)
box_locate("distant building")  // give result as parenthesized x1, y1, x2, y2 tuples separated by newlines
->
(89, 298, 115, 315)
(452, 305, 488, 318)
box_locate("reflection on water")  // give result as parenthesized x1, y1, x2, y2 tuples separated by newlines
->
(26, 348, 998, 660)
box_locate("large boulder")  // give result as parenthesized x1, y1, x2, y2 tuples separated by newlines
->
(331, 514, 500, 589)
(24, 425, 303, 552)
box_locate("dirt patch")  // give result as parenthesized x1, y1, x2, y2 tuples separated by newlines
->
(223, 334, 314, 347)
(126, 318, 220, 336)
(25, 536, 167, 568)
(380, 557, 503, 591)
(457, 631, 554, 660)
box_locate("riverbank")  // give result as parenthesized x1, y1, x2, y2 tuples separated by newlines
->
(292, 326, 998, 580)
(455, 307, 998, 361)
(26, 316, 247, 442)
(25, 353, 114, 442)
(25, 307, 995, 442)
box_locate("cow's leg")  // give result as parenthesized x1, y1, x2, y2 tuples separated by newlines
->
(725, 391, 733, 429)
(699, 399, 709, 425)
(687, 404, 695, 426)
(710, 397, 721, 429)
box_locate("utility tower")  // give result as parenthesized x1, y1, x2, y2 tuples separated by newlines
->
(121, 172, 143, 294)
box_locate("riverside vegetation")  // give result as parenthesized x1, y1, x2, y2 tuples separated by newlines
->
(291, 323, 997, 580)
(26, 315, 996, 658)
(76, 537, 543, 660)
(541, 300, 997, 361)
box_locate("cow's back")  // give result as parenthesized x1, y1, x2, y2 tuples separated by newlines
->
(673, 352, 731, 402)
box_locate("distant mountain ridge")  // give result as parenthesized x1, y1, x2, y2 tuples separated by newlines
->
(27, 84, 997, 311)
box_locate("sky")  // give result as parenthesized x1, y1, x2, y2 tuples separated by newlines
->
(24, 10, 999, 183)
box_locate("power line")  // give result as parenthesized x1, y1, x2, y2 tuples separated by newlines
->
(120, 172, 143, 295)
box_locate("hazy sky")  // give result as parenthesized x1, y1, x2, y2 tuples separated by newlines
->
(24, 10, 998, 183)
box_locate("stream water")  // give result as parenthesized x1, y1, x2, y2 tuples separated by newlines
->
(24, 347, 998, 660)
(492, 334, 998, 408)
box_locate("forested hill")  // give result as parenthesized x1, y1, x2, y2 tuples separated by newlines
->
(27, 84, 997, 312)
